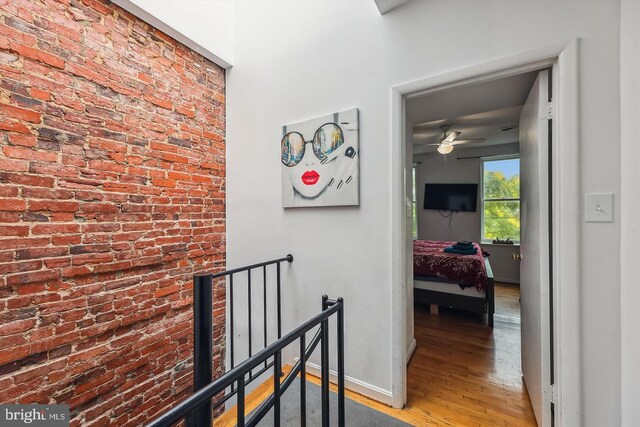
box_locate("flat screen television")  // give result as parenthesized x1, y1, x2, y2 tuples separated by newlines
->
(423, 183, 478, 212)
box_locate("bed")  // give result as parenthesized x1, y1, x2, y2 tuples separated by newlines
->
(413, 240, 495, 327)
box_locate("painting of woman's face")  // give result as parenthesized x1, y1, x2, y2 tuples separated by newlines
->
(281, 109, 359, 208)
(282, 123, 343, 199)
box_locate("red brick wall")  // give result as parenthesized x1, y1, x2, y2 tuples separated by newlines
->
(0, 0, 226, 425)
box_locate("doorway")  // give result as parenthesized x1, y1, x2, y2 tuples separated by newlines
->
(389, 41, 581, 427)
(407, 68, 549, 425)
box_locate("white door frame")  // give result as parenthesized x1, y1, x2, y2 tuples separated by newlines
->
(389, 40, 580, 426)
(620, 2, 640, 424)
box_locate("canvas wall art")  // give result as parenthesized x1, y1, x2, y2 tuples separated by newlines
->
(281, 108, 359, 208)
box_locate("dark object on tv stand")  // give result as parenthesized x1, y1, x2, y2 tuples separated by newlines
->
(413, 257, 495, 327)
(423, 183, 478, 212)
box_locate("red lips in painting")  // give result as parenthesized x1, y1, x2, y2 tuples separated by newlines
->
(301, 170, 320, 185)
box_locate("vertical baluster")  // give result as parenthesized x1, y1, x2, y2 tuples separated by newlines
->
(247, 269, 252, 380)
(263, 265, 268, 369)
(321, 295, 329, 427)
(274, 351, 281, 426)
(192, 273, 213, 427)
(337, 298, 345, 427)
(300, 334, 307, 427)
(237, 375, 245, 427)
(230, 275, 234, 367)
(276, 262, 282, 339)
(230, 273, 235, 393)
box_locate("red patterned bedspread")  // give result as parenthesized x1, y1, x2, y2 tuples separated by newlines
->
(413, 240, 489, 292)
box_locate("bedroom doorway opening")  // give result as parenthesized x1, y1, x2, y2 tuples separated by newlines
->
(402, 67, 553, 426)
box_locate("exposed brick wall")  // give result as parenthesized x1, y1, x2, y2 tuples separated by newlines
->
(0, 0, 226, 425)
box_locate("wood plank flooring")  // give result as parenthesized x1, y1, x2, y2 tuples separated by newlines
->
(214, 365, 294, 427)
(214, 283, 536, 426)
(401, 282, 537, 426)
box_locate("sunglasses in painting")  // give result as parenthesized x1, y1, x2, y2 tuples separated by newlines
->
(281, 123, 345, 167)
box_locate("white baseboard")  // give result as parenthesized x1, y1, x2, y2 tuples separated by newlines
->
(406, 338, 416, 364)
(294, 358, 393, 406)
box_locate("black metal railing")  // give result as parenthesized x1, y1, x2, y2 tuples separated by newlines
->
(190, 254, 294, 425)
(223, 254, 293, 365)
(147, 295, 345, 427)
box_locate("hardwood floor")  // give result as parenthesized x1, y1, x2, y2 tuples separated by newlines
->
(214, 283, 536, 426)
(402, 282, 537, 426)
(214, 365, 294, 427)
(494, 282, 521, 321)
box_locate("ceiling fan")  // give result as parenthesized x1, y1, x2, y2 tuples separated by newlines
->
(426, 125, 486, 155)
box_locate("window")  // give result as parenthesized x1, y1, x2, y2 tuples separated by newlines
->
(481, 157, 520, 243)
(412, 166, 419, 238)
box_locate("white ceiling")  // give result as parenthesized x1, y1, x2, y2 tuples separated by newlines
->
(407, 71, 538, 154)
(373, 0, 415, 15)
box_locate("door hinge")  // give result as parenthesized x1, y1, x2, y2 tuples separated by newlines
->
(544, 384, 556, 403)
(541, 101, 553, 120)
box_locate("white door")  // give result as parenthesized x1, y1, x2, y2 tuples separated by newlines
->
(519, 70, 552, 427)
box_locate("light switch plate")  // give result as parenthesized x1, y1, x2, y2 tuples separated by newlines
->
(585, 193, 613, 222)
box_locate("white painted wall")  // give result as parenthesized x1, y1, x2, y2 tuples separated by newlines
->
(619, 1, 640, 425)
(112, 0, 233, 68)
(415, 143, 521, 283)
(226, 0, 621, 422)
(485, 244, 520, 284)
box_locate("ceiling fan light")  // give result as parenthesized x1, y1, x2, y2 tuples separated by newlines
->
(437, 144, 454, 155)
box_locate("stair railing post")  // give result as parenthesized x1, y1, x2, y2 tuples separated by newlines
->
(191, 273, 213, 427)
(300, 334, 307, 427)
(321, 295, 330, 427)
(336, 297, 345, 427)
